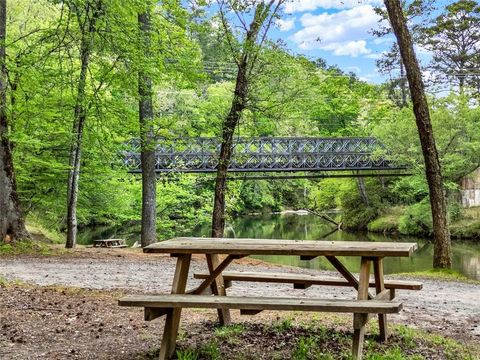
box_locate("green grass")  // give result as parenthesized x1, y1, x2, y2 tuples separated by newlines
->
(199, 341, 221, 360)
(271, 317, 294, 334)
(0, 240, 53, 256)
(175, 349, 199, 360)
(397, 268, 480, 284)
(25, 217, 65, 244)
(173, 320, 477, 360)
(214, 324, 246, 344)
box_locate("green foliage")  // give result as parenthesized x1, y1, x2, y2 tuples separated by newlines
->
(175, 349, 199, 360)
(338, 180, 383, 230)
(367, 211, 401, 233)
(0, 241, 51, 256)
(214, 324, 246, 342)
(271, 317, 294, 334)
(199, 341, 221, 360)
(5, 1, 480, 244)
(292, 336, 317, 360)
(398, 201, 433, 236)
(308, 179, 344, 210)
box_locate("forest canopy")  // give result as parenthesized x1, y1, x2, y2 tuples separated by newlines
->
(1, 0, 479, 243)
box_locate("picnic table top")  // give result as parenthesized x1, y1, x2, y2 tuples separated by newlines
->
(144, 237, 418, 257)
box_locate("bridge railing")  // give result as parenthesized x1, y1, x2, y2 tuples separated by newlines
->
(124, 137, 402, 173)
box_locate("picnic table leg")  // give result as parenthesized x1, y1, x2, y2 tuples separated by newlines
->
(158, 254, 191, 360)
(373, 258, 388, 341)
(206, 254, 231, 326)
(352, 256, 371, 360)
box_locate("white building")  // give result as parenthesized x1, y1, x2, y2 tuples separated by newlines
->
(459, 168, 480, 208)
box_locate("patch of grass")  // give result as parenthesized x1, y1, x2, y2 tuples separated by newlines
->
(397, 269, 480, 284)
(292, 336, 321, 360)
(199, 341, 221, 360)
(0, 240, 53, 256)
(365, 346, 424, 360)
(176, 321, 477, 360)
(394, 325, 419, 349)
(271, 317, 294, 334)
(214, 324, 246, 343)
(175, 349, 199, 360)
(26, 217, 65, 244)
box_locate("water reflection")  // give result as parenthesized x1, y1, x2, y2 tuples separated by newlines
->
(78, 214, 480, 280)
(200, 214, 480, 280)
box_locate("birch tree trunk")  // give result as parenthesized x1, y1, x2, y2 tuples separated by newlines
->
(384, 0, 452, 268)
(138, 7, 157, 247)
(65, 1, 101, 248)
(0, 0, 29, 243)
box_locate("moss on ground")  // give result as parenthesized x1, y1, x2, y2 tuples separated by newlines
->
(0, 240, 54, 256)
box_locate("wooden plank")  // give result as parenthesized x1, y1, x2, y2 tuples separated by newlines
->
(352, 257, 371, 360)
(118, 295, 402, 314)
(144, 238, 418, 257)
(374, 259, 388, 341)
(240, 309, 263, 315)
(326, 256, 374, 299)
(193, 271, 423, 290)
(205, 254, 231, 326)
(144, 307, 169, 321)
(190, 255, 244, 295)
(158, 254, 191, 360)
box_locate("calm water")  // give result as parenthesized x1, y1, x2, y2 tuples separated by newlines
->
(78, 214, 480, 280)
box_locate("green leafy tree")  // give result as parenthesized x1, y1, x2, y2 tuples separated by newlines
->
(421, 0, 480, 94)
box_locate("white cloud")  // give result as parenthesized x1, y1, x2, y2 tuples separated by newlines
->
(291, 5, 381, 56)
(322, 40, 371, 57)
(277, 18, 295, 32)
(364, 51, 386, 59)
(285, 0, 382, 13)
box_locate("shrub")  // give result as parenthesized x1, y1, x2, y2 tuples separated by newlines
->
(398, 201, 432, 236)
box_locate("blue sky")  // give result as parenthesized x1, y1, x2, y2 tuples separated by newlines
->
(270, 0, 429, 83)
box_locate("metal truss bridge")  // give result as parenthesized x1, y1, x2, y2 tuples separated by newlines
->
(124, 137, 406, 178)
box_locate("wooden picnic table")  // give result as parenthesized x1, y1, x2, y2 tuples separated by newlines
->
(119, 237, 419, 360)
(92, 239, 127, 248)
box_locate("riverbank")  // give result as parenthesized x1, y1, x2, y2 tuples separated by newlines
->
(367, 206, 480, 240)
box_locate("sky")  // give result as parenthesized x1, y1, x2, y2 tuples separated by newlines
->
(270, 0, 429, 83)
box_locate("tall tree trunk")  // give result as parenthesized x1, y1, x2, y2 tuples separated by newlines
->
(211, 65, 248, 237)
(65, 2, 100, 248)
(0, 0, 28, 243)
(384, 0, 452, 268)
(211, 1, 278, 238)
(138, 8, 156, 247)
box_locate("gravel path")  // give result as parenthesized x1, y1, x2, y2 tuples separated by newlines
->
(1, 251, 479, 341)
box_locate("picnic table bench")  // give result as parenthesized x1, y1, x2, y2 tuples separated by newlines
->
(119, 237, 421, 360)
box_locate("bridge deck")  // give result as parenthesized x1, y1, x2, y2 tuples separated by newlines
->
(124, 137, 405, 173)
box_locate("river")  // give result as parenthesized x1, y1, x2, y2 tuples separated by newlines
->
(78, 213, 480, 280)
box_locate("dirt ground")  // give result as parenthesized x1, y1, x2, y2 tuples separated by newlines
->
(1, 248, 479, 359)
